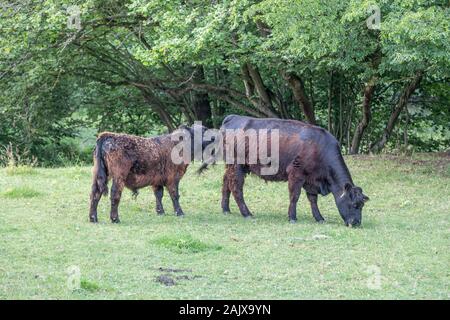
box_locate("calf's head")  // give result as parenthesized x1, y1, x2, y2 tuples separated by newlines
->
(335, 183, 369, 227)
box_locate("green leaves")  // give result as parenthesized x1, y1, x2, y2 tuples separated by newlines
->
(0, 0, 449, 162)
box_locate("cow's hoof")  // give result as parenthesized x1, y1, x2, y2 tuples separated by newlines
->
(223, 210, 231, 215)
(316, 219, 325, 224)
(156, 211, 165, 216)
(111, 217, 120, 223)
(89, 216, 98, 223)
(289, 219, 297, 224)
(243, 214, 254, 219)
(177, 213, 185, 217)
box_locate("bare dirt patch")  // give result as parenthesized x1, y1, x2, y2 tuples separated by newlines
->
(157, 267, 192, 273)
(155, 267, 202, 286)
(155, 275, 176, 286)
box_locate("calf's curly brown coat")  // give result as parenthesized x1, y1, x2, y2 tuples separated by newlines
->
(89, 129, 200, 223)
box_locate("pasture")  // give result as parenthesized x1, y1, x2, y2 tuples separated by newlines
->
(0, 154, 449, 299)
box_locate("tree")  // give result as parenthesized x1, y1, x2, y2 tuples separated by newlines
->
(0, 0, 449, 164)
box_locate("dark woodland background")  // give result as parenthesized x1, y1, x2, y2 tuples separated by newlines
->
(1, 0, 449, 166)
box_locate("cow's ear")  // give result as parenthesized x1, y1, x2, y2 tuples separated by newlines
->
(344, 183, 352, 193)
(340, 183, 353, 199)
(363, 194, 370, 202)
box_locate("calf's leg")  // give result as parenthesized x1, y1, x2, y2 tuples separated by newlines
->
(287, 176, 304, 223)
(152, 185, 165, 215)
(229, 165, 252, 218)
(167, 181, 184, 216)
(306, 192, 325, 223)
(221, 171, 231, 214)
(110, 179, 124, 223)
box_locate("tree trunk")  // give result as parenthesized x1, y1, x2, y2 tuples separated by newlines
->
(241, 63, 278, 117)
(350, 78, 376, 154)
(403, 106, 409, 146)
(370, 71, 423, 153)
(339, 76, 343, 144)
(346, 103, 353, 154)
(328, 71, 334, 133)
(140, 88, 176, 132)
(309, 75, 315, 110)
(192, 67, 212, 126)
(282, 71, 316, 124)
(247, 64, 273, 112)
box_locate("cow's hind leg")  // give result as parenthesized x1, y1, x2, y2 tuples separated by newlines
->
(221, 170, 231, 214)
(306, 192, 325, 223)
(152, 185, 165, 215)
(89, 184, 102, 223)
(110, 179, 124, 223)
(229, 165, 252, 218)
(287, 176, 304, 223)
(167, 180, 184, 216)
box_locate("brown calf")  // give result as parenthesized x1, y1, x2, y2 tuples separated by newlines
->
(89, 126, 207, 223)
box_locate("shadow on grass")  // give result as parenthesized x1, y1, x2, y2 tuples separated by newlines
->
(90, 204, 376, 230)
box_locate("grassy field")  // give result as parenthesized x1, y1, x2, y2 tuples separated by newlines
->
(0, 154, 449, 299)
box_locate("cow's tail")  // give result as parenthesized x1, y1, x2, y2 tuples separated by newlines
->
(92, 136, 108, 196)
(196, 153, 219, 175)
(197, 162, 211, 175)
(197, 129, 225, 175)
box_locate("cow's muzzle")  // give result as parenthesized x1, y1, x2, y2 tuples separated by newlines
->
(345, 219, 361, 228)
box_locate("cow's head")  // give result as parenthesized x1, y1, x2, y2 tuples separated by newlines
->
(335, 183, 369, 227)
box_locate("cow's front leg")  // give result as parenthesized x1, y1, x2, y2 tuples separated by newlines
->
(110, 179, 124, 223)
(221, 169, 231, 214)
(230, 165, 252, 218)
(167, 181, 184, 216)
(152, 185, 165, 215)
(306, 192, 325, 223)
(287, 176, 304, 223)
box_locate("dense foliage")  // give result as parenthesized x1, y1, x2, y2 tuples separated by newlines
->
(0, 0, 449, 165)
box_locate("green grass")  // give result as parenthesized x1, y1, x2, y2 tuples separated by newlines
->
(1, 186, 42, 198)
(0, 155, 449, 299)
(77, 279, 101, 292)
(5, 165, 36, 176)
(153, 235, 223, 253)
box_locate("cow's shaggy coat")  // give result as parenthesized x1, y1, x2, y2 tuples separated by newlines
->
(89, 127, 205, 223)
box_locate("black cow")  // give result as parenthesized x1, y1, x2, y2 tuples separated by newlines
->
(199, 115, 369, 227)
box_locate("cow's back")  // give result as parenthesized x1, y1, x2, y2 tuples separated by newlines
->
(220, 115, 340, 181)
(221, 115, 337, 147)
